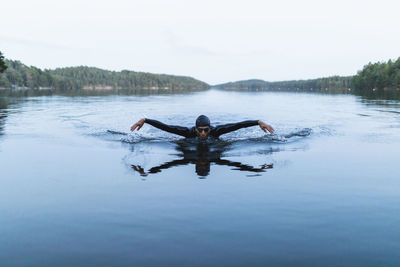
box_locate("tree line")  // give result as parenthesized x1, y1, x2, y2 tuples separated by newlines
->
(1, 50, 399, 96)
(352, 57, 400, 91)
(0, 57, 209, 95)
(215, 76, 353, 93)
(215, 57, 400, 95)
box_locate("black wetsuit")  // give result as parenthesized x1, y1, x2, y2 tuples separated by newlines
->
(145, 118, 259, 138)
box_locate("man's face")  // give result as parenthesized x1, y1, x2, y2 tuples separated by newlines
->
(195, 126, 210, 140)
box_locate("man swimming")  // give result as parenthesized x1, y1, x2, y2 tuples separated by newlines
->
(130, 115, 274, 140)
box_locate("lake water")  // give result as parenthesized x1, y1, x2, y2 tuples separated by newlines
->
(1, 89, 400, 266)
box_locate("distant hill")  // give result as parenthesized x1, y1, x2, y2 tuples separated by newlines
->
(0, 59, 210, 95)
(215, 57, 400, 95)
(214, 76, 353, 93)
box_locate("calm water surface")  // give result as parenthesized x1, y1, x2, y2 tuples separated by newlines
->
(1, 90, 400, 266)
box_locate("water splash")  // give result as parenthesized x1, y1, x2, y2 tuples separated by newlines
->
(94, 127, 313, 145)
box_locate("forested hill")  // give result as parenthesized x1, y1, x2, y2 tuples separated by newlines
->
(0, 60, 210, 95)
(214, 76, 353, 93)
(352, 58, 400, 91)
(215, 57, 400, 94)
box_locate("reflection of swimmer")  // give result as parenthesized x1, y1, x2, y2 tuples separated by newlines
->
(130, 140, 273, 177)
(131, 115, 274, 140)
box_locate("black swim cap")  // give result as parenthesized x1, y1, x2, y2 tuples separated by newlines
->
(196, 115, 210, 127)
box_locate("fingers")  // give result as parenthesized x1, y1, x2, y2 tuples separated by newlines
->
(268, 126, 275, 134)
(131, 121, 144, 132)
(261, 124, 274, 134)
(130, 123, 138, 131)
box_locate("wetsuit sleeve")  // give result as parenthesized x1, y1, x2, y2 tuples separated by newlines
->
(145, 118, 192, 137)
(212, 120, 259, 137)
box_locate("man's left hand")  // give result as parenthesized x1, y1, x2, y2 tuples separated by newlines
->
(258, 120, 274, 134)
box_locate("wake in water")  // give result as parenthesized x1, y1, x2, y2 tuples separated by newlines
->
(100, 127, 312, 144)
(263, 128, 312, 143)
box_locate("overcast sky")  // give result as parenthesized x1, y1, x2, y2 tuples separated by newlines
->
(1, 0, 399, 84)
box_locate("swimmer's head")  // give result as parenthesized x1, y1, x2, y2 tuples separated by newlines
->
(195, 115, 210, 140)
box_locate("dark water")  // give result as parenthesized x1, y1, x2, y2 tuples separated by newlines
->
(1, 90, 400, 266)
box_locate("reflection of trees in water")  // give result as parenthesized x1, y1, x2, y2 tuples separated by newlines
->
(357, 92, 400, 111)
(356, 90, 400, 102)
(0, 98, 8, 136)
(130, 139, 274, 178)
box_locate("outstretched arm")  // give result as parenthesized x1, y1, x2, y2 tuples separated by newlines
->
(213, 120, 274, 137)
(130, 118, 192, 137)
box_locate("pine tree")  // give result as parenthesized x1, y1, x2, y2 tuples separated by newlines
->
(0, 51, 7, 73)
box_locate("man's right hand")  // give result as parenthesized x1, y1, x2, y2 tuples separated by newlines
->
(130, 118, 146, 131)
